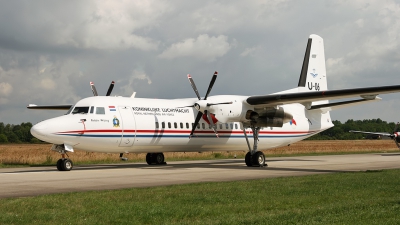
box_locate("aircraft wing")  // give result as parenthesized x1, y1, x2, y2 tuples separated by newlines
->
(349, 130, 392, 137)
(246, 85, 400, 108)
(27, 104, 73, 110)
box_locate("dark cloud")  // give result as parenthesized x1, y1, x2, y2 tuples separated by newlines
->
(1, 1, 400, 124)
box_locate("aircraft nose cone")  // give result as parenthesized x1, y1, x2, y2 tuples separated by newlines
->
(30, 121, 48, 139)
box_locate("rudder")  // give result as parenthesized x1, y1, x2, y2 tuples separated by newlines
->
(297, 34, 327, 92)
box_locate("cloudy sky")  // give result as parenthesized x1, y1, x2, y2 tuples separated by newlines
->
(1, 0, 400, 124)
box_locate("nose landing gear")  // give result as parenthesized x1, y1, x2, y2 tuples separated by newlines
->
(52, 144, 74, 171)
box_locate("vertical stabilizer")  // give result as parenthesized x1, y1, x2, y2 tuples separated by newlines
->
(298, 34, 327, 92)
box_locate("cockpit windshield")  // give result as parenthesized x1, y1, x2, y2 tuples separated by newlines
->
(65, 105, 75, 115)
(71, 106, 89, 114)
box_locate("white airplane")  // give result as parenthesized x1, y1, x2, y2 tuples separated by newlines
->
(350, 122, 400, 148)
(28, 34, 400, 171)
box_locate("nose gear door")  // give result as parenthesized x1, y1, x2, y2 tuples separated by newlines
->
(117, 106, 136, 147)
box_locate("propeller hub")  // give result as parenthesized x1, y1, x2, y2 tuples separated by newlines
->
(194, 100, 208, 113)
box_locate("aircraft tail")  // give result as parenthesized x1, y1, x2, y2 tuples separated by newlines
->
(297, 34, 328, 93)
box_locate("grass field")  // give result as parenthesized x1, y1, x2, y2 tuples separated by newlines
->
(0, 169, 399, 224)
(0, 140, 398, 167)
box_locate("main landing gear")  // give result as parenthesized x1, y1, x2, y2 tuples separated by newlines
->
(146, 153, 166, 165)
(243, 126, 267, 167)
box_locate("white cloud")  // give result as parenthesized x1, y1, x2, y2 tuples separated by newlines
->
(0, 82, 12, 96)
(40, 78, 56, 90)
(240, 47, 257, 57)
(120, 69, 152, 96)
(158, 34, 231, 61)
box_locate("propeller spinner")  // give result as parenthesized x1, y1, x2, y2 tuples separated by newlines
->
(186, 71, 232, 139)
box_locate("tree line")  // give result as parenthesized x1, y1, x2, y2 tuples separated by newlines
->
(0, 122, 40, 143)
(0, 119, 398, 143)
(306, 118, 398, 140)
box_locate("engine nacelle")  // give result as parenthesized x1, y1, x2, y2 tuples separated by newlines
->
(245, 108, 293, 128)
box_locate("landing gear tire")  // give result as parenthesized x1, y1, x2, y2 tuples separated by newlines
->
(245, 152, 252, 167)
(253, 151, 265, 167)
(146, 153, 166, 165)
(245, 151, 265, 167)
(56, 158, 73, 171)
(146, 153, 154, 165)
(155, 153, 165, 164)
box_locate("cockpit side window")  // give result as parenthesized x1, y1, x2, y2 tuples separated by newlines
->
(72, 107, 89, 114)
(96, 107, 105, 115)
(90, 106, 94, 114)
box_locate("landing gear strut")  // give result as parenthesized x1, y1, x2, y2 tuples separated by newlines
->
(119, 153, 128, 161)
(243, 126, 267, 167)
(146, 153, 166, 165)
(52, 144, 74, 171)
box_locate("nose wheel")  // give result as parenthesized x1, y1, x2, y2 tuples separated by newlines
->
(56, 158, 73, 171)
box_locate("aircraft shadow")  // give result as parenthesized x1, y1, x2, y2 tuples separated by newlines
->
(1, 158, 351, 174)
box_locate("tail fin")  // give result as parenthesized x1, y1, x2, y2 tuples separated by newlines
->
(298, 34, 327, 92)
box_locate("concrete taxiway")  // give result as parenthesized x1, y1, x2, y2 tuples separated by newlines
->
(1, 153, 399, 198)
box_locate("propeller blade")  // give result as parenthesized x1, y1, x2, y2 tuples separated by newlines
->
(205, 110, 219, 138)
(187, 74, 201, 100)
(207, 101, 233, 106)
(189, 111, 203, 138)
(90, 82, 98, 96)
(177, 105, 195, 108)
(106, 81, 115, 96)
(204, 71, 218, 100)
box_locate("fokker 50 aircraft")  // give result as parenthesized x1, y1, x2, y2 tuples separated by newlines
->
(28, 34, 400, 171)
(350, 122, 400, 148)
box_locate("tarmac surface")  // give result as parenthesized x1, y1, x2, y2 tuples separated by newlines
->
(1, 153, 400, 198)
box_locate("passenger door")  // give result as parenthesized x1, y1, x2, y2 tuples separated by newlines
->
(118, 106, 136, 147)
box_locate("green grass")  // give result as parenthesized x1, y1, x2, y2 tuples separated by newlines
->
(1, 169, 400, 224)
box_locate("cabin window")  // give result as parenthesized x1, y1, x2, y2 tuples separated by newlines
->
(235, 124, 238, 129)
(225, 123, 229, 129)
(72, 107, 89, 114)
(155, 122, 159, 129)
(180, 123, 183, 129)
(219, 124, 223, 129)
(186, 123, 189, 129)
(197, 123, 200, 129)
(174, 122, 177, 129)
(90, 106, 94, 114)
(168, 122, 171, 128)
(162, 122, 165, 129)
(202, 123, 205, 129)
(96, 107, 105, 115)
(230, 123, 233, 129)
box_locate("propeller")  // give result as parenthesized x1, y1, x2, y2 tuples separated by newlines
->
(186, 71, 232, 138)
(90, 81, 115, 96)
